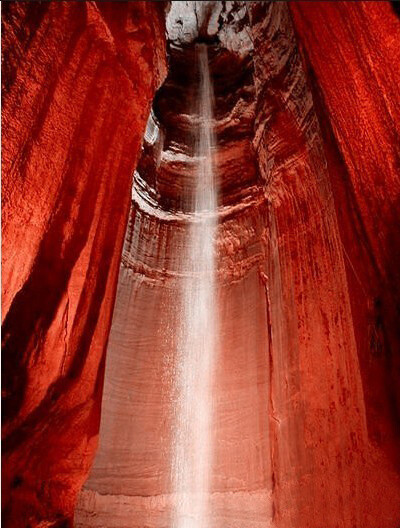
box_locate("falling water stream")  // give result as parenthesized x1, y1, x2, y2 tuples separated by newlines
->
(172, 44, 217, 528)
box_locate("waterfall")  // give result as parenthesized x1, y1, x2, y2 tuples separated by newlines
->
(172, 44, 217, 528)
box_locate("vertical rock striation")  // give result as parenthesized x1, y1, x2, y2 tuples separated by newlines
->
(250, 2, 400, 526)
(3, 1, 400, 527)
(290, 0, 400, 469)
(1, 2, 166, 526)
(77, 2, 400, 527)
(76, 3, 272, 526)
(76, 2, 400, 527)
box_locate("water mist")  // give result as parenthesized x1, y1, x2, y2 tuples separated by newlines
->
(172, 44, 218, 528)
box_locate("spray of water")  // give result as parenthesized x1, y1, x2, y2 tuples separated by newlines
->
(172, 44, 217, 528)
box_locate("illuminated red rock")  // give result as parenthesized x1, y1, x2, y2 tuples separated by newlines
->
(76, 2, 400, 528)
(250, 3, 400, 525)
(1, 2, 166, 526)
(290, 0, 400, 468)
(3, 1, 400, 528)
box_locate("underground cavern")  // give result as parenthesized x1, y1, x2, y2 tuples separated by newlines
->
(2, 1, 400, 527)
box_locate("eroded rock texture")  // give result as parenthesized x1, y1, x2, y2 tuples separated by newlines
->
(290, 0, 400, 469)
(251, 2, 400, 525)
(76, 2, 400, 528)
(1, 2, 166, 526)
(76, 3, 272, 526)
(3, 1, 400, 527)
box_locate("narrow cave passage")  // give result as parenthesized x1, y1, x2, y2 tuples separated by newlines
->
(76, 5, 271, 526)
(2, 2, 400, 528)
(73, 2, 400, 527)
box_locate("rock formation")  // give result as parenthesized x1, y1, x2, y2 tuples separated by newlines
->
(2, 1, 400, 528)
(1, 2, 166, 526)
(290, 0, 400, 469)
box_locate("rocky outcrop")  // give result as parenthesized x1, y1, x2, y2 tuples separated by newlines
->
(1, 2, 166, 526)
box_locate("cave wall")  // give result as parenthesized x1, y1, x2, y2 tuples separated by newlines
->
(75, 4, 274, 524)
(290, 0, 400, 467)
(250, 2, 400, 526)
(1, 2, 166, 526)
(77, 2, 400, 527)
(2, 1, 400, 527)
(251, 3, 367, 524)
(75, 200, 273, 527)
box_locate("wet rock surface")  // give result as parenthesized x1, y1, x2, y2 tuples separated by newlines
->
(3, 1, 400, 527)
(77, 2, 400, 527)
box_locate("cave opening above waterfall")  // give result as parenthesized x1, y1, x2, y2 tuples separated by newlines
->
(76, 4, 273, 526)
(133, 0, 260, 215)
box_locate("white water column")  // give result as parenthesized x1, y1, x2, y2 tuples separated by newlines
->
(172, 44, 218, 528)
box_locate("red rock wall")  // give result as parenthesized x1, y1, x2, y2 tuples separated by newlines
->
(75, 199, 273, 528)
(3, 1, 400, 527)
(1, 3, 166, 526)
(77, 2, 400, 527)
(74, 6, 276, 525)
(290, 0, 400, 468)
(250, 2, 400, 526)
